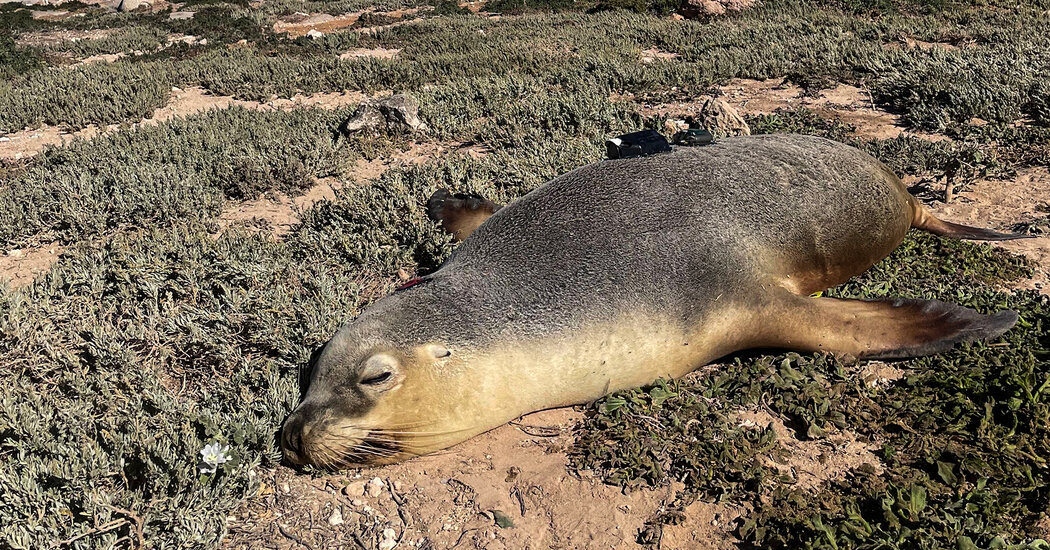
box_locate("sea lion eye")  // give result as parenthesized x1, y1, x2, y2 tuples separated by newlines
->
(361, 372, 393, 385)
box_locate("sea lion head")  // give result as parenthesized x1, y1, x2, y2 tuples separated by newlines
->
(280, 302, 476, 468)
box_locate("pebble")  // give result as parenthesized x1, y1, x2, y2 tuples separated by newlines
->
(367, 477, 385, 497)
(344, 480, 366, 497)
(280, 483, 290, 494)
(328, 508, 344, 526)
(378, 528, 398, 550)
(306, 29, 324, 39)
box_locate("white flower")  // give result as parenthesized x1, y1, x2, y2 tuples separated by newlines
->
(200, 442, 232, 474)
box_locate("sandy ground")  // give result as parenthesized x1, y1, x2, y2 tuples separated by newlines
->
(2, 75, 1048, 548)
(0, 243, 62, 289)
(273, 8, 423, 38)
(223, 406, 743, 550)
(0, 86, 369, 161)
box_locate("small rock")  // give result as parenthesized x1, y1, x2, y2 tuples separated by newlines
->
(491, 509, 514, 528)
(0, 137, 10, 142)
(344, 480, 367, 497)
(442, 523, 454, 531)
(379, 540, 397, 550)
(7, 249, 22, 258)
(367, 476, 385, 497)
(339, 93, 428, 136)
(169, 10, 194, 19)
(115, 0, 144, 11)
(280, 483, 290, 494)
(393, 480, 403, 491)
(697, 97, 750, 138)
(306, 29, 324, 39)
(328, 508, 344, 526)
(663, 118, 689, 136)
(199, 38, 208, 45)
(382, 528, 396, 539)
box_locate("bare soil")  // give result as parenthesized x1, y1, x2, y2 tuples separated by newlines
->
(217, 141, 447, 237)
(0, 87, 369, 161)
(931, 167, 1050, 295)
(341, 47, 402, 60)
(222, 408, 742, 550)
(273, 8, 423, 38)
(0, 243, 62, 288)
(14, 28, 111, 47)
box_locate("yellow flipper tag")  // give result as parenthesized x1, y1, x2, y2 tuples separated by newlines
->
(810, 291, 824, 298)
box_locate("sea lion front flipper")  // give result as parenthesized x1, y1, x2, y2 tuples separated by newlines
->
(426, 189, 503, 241)
(757, 294, 1019, 360)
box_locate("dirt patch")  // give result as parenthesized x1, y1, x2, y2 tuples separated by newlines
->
(884, 36, 969, 52)
(858, 361, 905, 388)
(218, 142, 444, 236)
(340, 47, 401, 60)
(76, 52, 126, 64)
(223, 408, 742, 550)
(0, 87, 369, 160)
(736, 409, 883, 491)
(30, 9, 83, 21)
(640, 48, 679, 64)
(15, 28, 111, 47)
(0, 242, 62, 288)
(273, 8, 422, 38)
(460, 0, 488, 12)
(659, 498, 745, 550)
(638, 78, 950, 142)
(931, 167, 1050, 295)
(723, 79, 951, 141)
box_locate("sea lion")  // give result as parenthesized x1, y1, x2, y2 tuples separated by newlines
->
(281, 134, 1028, 467)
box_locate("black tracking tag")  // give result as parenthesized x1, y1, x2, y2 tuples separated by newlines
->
(605, 129, 671, 160)
(672, 128, 715, 146)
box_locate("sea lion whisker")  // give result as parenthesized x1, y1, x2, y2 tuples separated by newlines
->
(368, 425, 478, 438)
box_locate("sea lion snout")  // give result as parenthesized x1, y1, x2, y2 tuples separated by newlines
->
(280, 331, 464, 467)
(280, 403, 377, 467)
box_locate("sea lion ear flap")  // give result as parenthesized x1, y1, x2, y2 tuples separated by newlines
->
(751, 293, 1019, 360)
(426, 189, 503, 242)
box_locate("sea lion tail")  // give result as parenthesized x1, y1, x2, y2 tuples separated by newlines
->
(754, 293, 1019, 360)
(908, 197, 1032, 241)
(426, 189, 503, 242)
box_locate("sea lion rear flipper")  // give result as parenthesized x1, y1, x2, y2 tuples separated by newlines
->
(426, 189, 502, 241)
(909, 197, 1032, 241)
(758, 294, 1018, 360)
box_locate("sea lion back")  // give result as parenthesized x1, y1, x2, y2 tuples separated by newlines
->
(438, 134, 912, 315)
